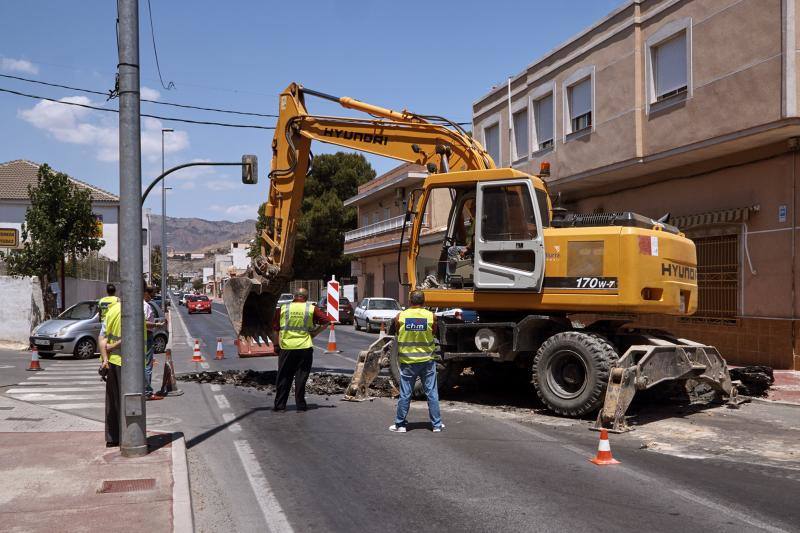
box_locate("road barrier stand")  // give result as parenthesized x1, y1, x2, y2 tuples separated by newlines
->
(191, 339, 204, 363)
(215, 337, 225, 360)
(325, 323, 341, 354)
(26, 346, 44, 371)
(590, 429, 620, 466)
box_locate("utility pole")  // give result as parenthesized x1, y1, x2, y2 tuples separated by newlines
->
(161, 128, 173, 314)
(118, 0, 147, 458)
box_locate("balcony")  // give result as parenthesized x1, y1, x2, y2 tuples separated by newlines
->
(344, 214, 427, 243)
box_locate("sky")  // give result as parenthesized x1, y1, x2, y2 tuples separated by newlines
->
(0, 0, 624, 221)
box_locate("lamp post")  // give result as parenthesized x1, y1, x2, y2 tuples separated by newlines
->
(160, 128, 173, 314)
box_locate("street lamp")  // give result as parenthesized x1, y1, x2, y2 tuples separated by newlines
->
(160, 128, 173, 314)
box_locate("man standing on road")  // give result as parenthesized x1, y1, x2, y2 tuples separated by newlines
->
(390, 290, 444, 433)
(98, 284, 118, 322)
(143, 286, 161, 400)
(270, 287, 329, 411)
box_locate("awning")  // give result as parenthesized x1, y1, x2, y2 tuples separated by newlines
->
(670, 205, 760, 230)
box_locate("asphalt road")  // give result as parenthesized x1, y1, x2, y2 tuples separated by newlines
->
(1, 299, 798, 532)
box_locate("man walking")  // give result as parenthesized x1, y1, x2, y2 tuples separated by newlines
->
(270, 288, 329, 411)
(98, 284, 119, 322)
(390, 290, 444, 433)
(142, 286, 160, 399)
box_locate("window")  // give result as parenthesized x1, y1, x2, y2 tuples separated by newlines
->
(512, 108, 529, 161)
(481, 184, 537, 241)
(695, 235, 738, 318)
(653, 32, 688, 101)
(361, 214, 368, 227)
(384, 207, 391, 220)
(373, 211, 380, 224)
(534, 94, 554, 151)
(567, 78, 592, 134)
(483, 122, 500, 166)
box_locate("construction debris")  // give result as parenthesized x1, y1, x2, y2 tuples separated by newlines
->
(730, 365, 774, 397)
(177, 370, 395, 397)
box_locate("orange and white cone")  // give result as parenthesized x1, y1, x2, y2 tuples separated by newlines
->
(379, 322, 386, 337)
(191, 339, 203, 362)
(215, 337, 225, 360)
(26, 346, 44, 371)
(324, 323, 341, 353)
(590, 429, 620, 465)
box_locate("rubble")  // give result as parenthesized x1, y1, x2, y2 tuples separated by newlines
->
(177, 370, 395, 397)
(730, 365, 774, 397)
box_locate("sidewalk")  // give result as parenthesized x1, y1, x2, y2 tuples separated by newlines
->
(0, 395, 192, 533)
(764, 370, 800, 405)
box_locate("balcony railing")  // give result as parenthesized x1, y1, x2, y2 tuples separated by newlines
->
(344, 214, 427, 243)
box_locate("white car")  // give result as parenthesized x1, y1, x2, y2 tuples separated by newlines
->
(354, 297, 402, 333)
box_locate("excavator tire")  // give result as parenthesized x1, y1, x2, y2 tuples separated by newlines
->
(532, 331, 618, 417)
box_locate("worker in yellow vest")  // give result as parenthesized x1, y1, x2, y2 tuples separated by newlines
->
(270, 287, 329, 411)
(99, 299, 123, 447)
(97, 284, 119, 322)
(390, 290, 444, 433)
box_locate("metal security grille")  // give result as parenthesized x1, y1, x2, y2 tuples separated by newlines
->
(695, 235, 738, 318)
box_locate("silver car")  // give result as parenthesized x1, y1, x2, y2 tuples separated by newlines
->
(29, 300, 169, 359)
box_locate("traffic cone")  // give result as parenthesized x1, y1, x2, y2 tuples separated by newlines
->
(158, 348, 184, 396)
(215, 337, 225, 360)
(26, 346, 44, 371)
(590, 429, 620, 465)
(379, 322, 386, 337)
(191, 339, 203, 362)
(324, 323, 341, 353)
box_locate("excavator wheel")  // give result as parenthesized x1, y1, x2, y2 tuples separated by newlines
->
(532, 331, 618, 417)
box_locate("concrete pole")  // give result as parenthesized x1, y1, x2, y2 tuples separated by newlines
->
(118, 0, 147, 458)
(161, 128, 173, 314)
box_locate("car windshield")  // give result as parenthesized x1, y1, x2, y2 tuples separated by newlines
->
(319, 297, 351, 308)
(59, 301, 98, 320)
(368, 299, 400, 310)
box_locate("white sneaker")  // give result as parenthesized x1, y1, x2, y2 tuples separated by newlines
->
(432, 424, 445, 433)
(389, 424, 407, 433)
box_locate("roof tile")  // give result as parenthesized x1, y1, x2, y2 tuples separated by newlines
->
(0, 160, 118, 203)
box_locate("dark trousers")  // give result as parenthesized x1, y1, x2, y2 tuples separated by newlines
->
(274, 347, 314, 409)
(105, 363, 121, 445)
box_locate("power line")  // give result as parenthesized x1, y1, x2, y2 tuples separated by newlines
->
(0, 86, 276, 130)
(0, 73, 279, 117)
(145, 0, 175, 90)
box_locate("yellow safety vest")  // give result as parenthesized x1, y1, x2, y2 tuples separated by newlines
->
(98, 296, 119, 321)
(102, 301, 147, 367)
(396, 307, 436, 364)
(280, 302, 314, 350)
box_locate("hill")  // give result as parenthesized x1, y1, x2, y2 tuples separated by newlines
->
(148, 215, 256, 253)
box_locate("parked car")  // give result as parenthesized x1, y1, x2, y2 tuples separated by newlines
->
(178, 292, 188, 306)
(434, 308, 479, 322)
(316, 296, 354, 325)
(30, 300, 169, 359)
(186, 295, 212, 314)
(353, 297, 402, 333)
(276, 293, 294, 308)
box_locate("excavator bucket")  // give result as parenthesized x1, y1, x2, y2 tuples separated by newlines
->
(222, 275, 279, 345)
(343, 335, 396, 401)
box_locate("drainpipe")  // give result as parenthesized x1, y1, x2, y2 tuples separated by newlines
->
(792, 139, 798, 364)
(507, 77, 513, 163)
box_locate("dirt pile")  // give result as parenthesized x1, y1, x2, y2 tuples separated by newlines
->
(177, 370, 395, 397)
(730, 365, 774, 397)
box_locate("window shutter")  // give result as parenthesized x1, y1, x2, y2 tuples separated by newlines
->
(655, 33, 687, 96)
(569, 78, 592, 119)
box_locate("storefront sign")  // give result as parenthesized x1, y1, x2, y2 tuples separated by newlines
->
(0, 228, 19, 248)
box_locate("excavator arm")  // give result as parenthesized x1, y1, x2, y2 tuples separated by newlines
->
(224, 82, 492, 341)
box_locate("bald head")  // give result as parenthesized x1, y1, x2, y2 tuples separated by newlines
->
(294, 287, 309, 301)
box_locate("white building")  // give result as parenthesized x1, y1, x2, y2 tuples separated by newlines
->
(230, 241, 250, 271)
(0, 160, 119, 261)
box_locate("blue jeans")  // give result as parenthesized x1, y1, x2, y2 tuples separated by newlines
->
(145, 334, 154, 395)
(394, 359, 442, 428)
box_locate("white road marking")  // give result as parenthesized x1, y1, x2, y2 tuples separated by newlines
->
(222, 412, 242, 432)
(40, 371, 98, 376)
(210, 384, 221, 392)
(668, 489, 788, 532)
(50, 402, 105, 410)
(16, 381, 102, 386)
(212, 309, 227, 317)
(8, 393, 105, 401)
(0, 365, 15, 369)
(6, 387, 105, 393)
(234, 440, 294, 533)
(27, 376, 100, 381)
(214, 394, 231, 410)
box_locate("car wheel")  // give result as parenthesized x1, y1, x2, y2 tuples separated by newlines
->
(354, 319, 361, 331)
(366, 321, 374, 333)
(73, 338, 96, 360)
(153, 334, 167, 354)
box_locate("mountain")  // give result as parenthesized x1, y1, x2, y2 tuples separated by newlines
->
(148, 215, 256, 253)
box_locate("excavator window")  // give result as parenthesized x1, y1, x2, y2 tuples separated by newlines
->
(481, 184, 538, 241)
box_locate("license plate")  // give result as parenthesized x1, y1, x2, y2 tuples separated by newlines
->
(34, 339, 50, 346)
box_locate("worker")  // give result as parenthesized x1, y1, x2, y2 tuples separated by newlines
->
(98, 283, 119, 321)
(270, 287, 329, 411)
(447, 198, 476, 276)
(98, 299, 123, 447)
(390, 290, 444, 433)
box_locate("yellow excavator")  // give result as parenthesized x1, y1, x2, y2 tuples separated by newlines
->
(224, 83, 738, 431)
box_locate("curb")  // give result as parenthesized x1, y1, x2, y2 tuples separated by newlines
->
(747, 396, 800, 409)
(171, 432, 195, 533)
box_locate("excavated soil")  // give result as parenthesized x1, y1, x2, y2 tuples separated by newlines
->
(730, 365, 774, 397)
(177, 370, 396, 397)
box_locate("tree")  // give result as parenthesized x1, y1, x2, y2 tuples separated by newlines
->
(191, 277, 203, 291)
(252, 152, 375, 279)
(2, 164, 104, 310)
(150, 245, 162, 288)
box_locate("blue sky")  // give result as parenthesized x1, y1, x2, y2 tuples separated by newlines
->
(0, 0, 623, 221)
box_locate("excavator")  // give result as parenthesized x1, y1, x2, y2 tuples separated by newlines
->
(223, 82, 738, 431)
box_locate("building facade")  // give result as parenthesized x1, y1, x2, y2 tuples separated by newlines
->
(472, 0, 800, 369)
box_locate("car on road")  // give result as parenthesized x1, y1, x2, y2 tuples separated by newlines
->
(30, 299, 169, 359)
(178, 292, 188, 306)
(186, 294, 212, 314)
(353, 297, 402, 332)
(434, 308, 479, 322)
(276, 293, 294, 308)
(316, 296, 354, 325)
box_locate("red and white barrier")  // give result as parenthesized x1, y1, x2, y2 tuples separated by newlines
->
(327, 277, 340, 323)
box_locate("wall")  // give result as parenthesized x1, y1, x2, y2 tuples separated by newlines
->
(94, 205, 119, 262)
(64, 277, 108, 308)
(0, 276, 44, 349)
